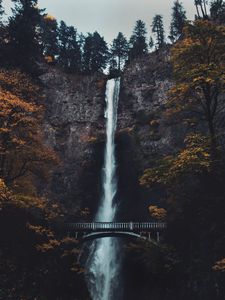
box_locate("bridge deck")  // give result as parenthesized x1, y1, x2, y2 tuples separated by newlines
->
(66, 222, 166, 232)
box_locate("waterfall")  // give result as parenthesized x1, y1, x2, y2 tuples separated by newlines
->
(86, 78, 121, 300)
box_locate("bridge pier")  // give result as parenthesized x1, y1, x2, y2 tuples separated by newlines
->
(157, 232, 160, 243)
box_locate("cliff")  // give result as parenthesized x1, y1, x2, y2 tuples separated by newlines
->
(117, 46, 178, 220)
(40, 67, 107, 217)
(39, 48, 176, 220)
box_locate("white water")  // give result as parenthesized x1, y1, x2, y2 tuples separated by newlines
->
(86, 78, 121, 300)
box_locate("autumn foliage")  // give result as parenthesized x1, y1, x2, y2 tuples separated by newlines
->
(0, 69, 88, 299)
(139, 19, 225, 299)
(0, 69, 58, 188)
(167, 20, 225, 145)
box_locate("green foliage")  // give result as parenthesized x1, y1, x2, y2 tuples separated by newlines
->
(152, 15, 165, 48)
(129, 20, 148, 60)
(0, 0, 4, 20)
(83, 31, 108, 73)
(110, 32, 129, 72)
(169, 0, 187, 42)
(40, 14, 58, 61)
(6, 0, 43, 74)
(58, 21, 82, 73)
(210, 0, 225, 22)
(194, 0, 209, 18)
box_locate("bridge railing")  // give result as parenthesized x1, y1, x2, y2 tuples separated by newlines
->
(66, 222, 166, 231)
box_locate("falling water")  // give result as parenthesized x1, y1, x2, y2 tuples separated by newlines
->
(86, 78, 121, 300)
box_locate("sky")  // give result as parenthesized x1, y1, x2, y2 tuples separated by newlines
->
(2, 0, 201, 44)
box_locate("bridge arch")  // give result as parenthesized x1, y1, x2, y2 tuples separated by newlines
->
(79, 231, 158, 244)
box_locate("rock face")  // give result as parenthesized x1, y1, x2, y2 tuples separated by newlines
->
(39, 48, 177, 220)
(40, 67, 107, 217)
(117, 47, 179, 220)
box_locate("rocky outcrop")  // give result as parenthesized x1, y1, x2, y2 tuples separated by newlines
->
(40, 67, 107, 217)
(117, 47, 179, 220)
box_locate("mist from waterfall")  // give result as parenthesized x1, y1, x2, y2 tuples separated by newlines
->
(86, 78, 121, 300)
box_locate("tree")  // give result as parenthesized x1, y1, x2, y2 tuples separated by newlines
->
(108, 58, 119, 77)
(149, 36, 154, 49)
(65, 26, 82, 72)
(58, 21, 82, 72)
(149, 205, 167, 221)
(0, 0, 6, 65)
(140, 134, 211, 188)
(110, 32, 128, 71)
(168, 20, 225, 149)
(210, 0, 225, 22)
(82, 31, 108, 73)
(0, 0, 4, 21)
(169, 1, 187, 42)
(7, 0, 43, 73)
(152, 15, 165, 48)
(194, 0, 209, 18)
(129, 20, 148, 60)
(40, 14, 58, 62)
(0, 69, 58, 186)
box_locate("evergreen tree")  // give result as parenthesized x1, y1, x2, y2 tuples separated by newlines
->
(58, 21, 81, 72)
(82, 31, 108, 73)
(149, 36, 154, 50)
(129, 20, 148, 60)
(110, 32, 128, 71)
(66, 26, 82, 72)
(0, 0, 4, 21)
(7, 0, 43, 73)
(210, 0, 225, 22)
(169, 1, 187, 42)
(82, 33, 92, 72)
(40, 14, 58, 62)
(108, 58, 119, 77)
(152, 15, 165, 48)
(194, 0, 209, 18)
(0, 0, 6, 64)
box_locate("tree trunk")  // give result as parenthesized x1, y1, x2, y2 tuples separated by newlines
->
(203, 0, 208, 17)
(199, 2, 206, 18)
(195, 3, 200, 18)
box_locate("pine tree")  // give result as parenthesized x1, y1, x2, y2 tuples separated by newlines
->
(40, 14, 58, 62)
(194, 0, 209, 18)
(58, 21, 81, 72)
(82, 32, 108, 73)
(82, 33, 92, 72)
(152, 15, 165, 49)
(7, 0, 43, 74)
(66, 26, 82, 72)
(169, 1, 187, 42)
(149, 36, 154, 50)
(210, 0, 225, 22)
(0, 0, 4, 21)
(129, 20, 148, 60)
(110, 32, 128, 71)
(0, 0, 5, 65)
(108, 58, 119, 77)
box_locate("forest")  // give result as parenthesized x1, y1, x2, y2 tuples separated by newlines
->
(0, 0, 225, 299)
